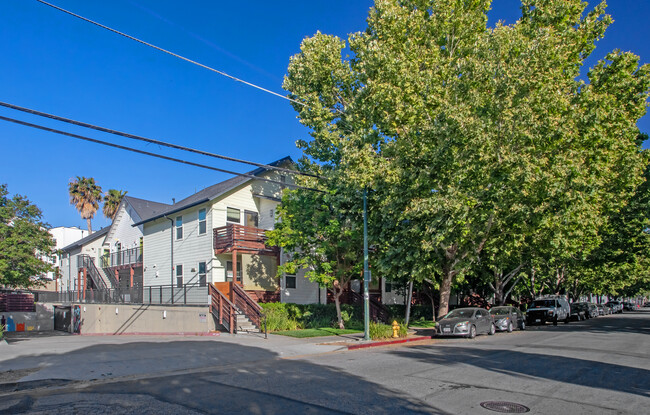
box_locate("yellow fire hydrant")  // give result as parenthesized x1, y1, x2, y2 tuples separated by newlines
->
(392, 320, 400, 338)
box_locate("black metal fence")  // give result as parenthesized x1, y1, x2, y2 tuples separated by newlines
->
(30, 283, 208, 306)
(100, 247, 142, 268)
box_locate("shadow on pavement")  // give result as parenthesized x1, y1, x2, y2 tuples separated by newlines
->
(390, 342, 650, 399)
(0, 339, 445, 414)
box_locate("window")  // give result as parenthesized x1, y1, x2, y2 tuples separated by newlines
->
(198, 262, 207, 287)
(385, 281, 392, 293)
(226, 260, 242, 282)
(175, 216, 183, 240)
(227, 207, 240, 223)
(280, 175, 286, 184)
(176, 264, 183, 288)
(285, 274, 296, 289)
(198, 209, 207, 235)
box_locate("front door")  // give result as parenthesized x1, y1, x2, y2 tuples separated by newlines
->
(244, 210, 258, 228)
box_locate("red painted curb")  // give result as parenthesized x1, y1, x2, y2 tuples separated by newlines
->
(78, 331, 221, 337)
(347, 335, 433, 350)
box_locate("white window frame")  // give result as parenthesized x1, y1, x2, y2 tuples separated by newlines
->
(176, 264, 183, 288)
(175, 216, 183, 240)
(198, 208, 207, 235)
(285, 274, 296, 289)
(226, 207, 241, 224)
(198, 261, 207, 287)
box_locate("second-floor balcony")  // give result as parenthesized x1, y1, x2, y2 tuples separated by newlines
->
(213, 224, 278, 256)
(100, 247, 143, 269)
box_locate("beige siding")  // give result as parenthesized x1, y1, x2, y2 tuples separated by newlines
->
(242, 254, 278, 291)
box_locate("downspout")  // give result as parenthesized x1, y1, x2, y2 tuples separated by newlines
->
(165, 216, 174, 286)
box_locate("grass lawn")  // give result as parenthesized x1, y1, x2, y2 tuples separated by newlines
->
(273, 327, 362, 338)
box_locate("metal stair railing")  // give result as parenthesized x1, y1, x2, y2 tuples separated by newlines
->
(100, 266, 119, 288)
(77, 255, 108, 290)
(350, 290, 391, 323)
(209, 284, 237, 334)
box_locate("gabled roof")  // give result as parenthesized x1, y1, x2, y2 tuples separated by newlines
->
(60, 226, 110, 252)
(133, 156, 292, 226)
(123, 196, 171, 222)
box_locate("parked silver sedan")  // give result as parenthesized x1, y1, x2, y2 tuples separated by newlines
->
(490, 306, 526, 332)
(437, 307, 496, 339)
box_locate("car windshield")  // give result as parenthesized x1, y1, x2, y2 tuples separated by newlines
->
(444, 309, 474, 319)
(531, 300, 555, 308)
(490, 307, 510, 316)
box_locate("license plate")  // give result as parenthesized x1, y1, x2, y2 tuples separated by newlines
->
(443, 328, 451, 333)
(535, 319, 541, 323)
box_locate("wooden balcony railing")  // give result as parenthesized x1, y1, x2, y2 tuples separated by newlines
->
(213, 224, 278, 255)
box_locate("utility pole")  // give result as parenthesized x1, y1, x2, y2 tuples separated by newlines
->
(363, 188, 371, 341)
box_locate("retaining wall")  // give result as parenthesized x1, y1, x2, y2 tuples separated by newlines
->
(0, 303, 54, 332)
(73, 303, 216, 335)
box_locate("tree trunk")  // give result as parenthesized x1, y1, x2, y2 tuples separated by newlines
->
(404, 280, 414, 327)
(333, 286, 344, 329)
(430, 294, 436, 322)
(437, 270, 454, 319)
(493, 270, 504, 306)
(87, 218, 93, 234)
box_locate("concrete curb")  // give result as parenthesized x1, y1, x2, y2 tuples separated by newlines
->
(347, 335, 433, 350)
(78, 331, 221, 337)
(0, 338, 7, 347)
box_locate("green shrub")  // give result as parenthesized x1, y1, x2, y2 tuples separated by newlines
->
(369, 321, 407, 340)
(260, 302, 366, 332)
(260, 303, 300, 331)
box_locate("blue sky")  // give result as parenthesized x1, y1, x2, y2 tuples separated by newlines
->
(1, 0, 648, 231)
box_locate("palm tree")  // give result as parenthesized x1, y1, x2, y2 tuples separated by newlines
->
(68, 176, 102, 234)
(103, 189, 127, 221)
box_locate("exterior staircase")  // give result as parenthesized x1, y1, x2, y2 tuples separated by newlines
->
(235, 309, 260, 333)
(209, 282, 265, 334)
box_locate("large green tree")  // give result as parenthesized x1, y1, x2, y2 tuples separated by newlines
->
(284, 0, 650, 318)
(267, 166, 364, 329)
(0, 184, 55, 288)
(68, 176, 102, 234)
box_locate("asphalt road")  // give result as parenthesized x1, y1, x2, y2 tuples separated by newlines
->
(0, 309, 648, 414)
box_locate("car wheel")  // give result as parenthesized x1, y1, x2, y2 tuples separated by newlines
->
(468, 325, 476, 339)
(489, 324, 496, 335)
(553, 317, 558, 326)
(507, 321, 513, 333)
(520, 320, 526, 331)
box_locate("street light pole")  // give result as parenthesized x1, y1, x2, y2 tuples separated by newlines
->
(363, 188, 371, 341)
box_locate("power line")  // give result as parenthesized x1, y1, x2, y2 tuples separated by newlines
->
(0, 100, 320, 179)
(0, 115, 323, 193)
(35, 0, 307, 108)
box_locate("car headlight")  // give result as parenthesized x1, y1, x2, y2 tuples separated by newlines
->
(455, 321, 469, 329)
(548, 310, 554, 315)
(495, 318, 506, 325)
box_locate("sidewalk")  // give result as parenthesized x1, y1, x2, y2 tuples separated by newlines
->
(0, 329, 437, 386)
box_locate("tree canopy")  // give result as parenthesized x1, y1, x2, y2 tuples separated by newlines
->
(0, 184, 55, 288)
(282, 0, 650, 313)
(68, 176, 102, 234)
(103, 189, 127, 221)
